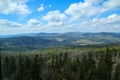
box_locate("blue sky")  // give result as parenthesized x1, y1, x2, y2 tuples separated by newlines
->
(0, 0, 120, 35)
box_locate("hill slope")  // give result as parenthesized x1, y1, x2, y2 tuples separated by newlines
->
(0, 32, 120, 50)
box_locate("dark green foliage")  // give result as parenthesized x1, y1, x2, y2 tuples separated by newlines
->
(0, 53, 2, 80)
(86, 53, 96, 80)
(114, 63, 120, 80)
(23, 56, 31, 80)
(1, 46, 120, 80)
(15, 54, 24, 80)
(3, 56, 10, 79)
(30, 55, 43, 80)
(9, 56, 16, 80)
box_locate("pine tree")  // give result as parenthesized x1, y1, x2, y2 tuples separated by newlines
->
(23, 56, 31, 80)
(95, 47, 113, 80)
(9, 56, 16, 80)
(73, 56, 81, 80)
(3, 56, 10, 79)
(114, 63, 120, 80)
(31, 55, 42, 80)
(86, 53, 96, 80)
(95, 55, 108, 80)
(0, 53, 2, 80)
(15, 53, 24, 80)
(105, 46, 113, 80)
(80, 55, 88, 80)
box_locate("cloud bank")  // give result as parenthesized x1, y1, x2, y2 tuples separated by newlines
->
(0, 0, 120, 34)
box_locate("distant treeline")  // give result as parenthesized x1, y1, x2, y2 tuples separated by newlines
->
(0, 46, 120, 80)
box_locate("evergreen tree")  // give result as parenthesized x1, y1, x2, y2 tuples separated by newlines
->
(86, 53, 96, 80)
(23, 56, 31, 80)
(0, 53, 2, 80)
(80, 55, 88, 80)
(73, 56, 81, 80)
(95, 56, 107, 80)
(15, 53, 24, 80)
(105, 46, 113, 80)
(95, 47, 113, 80)
(114, 63, 120, 80)
(9, 56, 16, 80)
(31, 55, 42, 80)
(3, 56, 10, 79)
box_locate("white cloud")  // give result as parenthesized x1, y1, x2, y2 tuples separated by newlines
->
(0, 19, 22, 27)
(0, 0, 31, 15)
(65, 0, 120, 21)
(0, 14, 120, 34)
(92, 14, 120, 25)
(65, 0, 100, 21)
(0, 19, 41, 28)
(0, 19, 43, 35)
(102, 0, 120, 12)
(42, 10, 67, 27)
(84, 0, 104, 5)
(1, 0, 120, 34)
(80, 14, 120, 32)
(47, 21, 66, 27)
(37, 4, 51, 12)
(27, 19, 41, 27)
(43, 10, 66, 22)
(37, 4, 44, 12)
(38, 7, 44, 12)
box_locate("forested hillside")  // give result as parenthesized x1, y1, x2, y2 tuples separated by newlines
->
(1, 33, 120, 50)
(0, 46, 120, 80)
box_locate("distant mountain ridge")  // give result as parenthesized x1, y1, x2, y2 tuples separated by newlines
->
(0, 32, 120, 50)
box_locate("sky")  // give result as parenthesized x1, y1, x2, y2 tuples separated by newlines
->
(0, 0, 120, 35)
